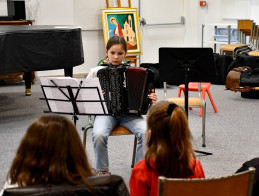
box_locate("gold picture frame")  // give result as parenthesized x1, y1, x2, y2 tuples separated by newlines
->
(101, 8, 142, 55)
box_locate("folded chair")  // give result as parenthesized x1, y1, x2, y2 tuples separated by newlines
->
(158, 167, 256, 196)
(82, 116, 137, 168)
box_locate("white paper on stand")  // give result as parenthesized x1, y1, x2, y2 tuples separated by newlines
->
(40, 77, 108, 115)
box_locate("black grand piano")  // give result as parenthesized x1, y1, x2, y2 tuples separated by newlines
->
(0, 25, 84, 95)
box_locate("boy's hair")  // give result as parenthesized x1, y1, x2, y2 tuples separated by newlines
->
(106, 36, 127, 52)
(145, 101, 196, 178)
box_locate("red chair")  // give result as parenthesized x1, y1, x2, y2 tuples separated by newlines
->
(178, 82, 218, 116)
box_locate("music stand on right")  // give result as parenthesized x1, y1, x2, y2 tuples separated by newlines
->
(159, 47, 216, 155)
(159, 47, 216, 116)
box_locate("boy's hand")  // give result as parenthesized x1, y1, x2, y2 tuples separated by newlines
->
(148, 89, 157, 104)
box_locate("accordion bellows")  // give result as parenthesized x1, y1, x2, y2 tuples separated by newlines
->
(97, 65, 155, 115)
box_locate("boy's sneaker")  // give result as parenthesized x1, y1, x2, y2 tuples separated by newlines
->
(97, 169, 111, 176)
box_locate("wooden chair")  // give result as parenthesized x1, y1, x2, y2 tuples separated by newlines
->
(235, 23, 257, 55)
(82, 117, 137, 168)
(249, 51, 259, 56)
(177, 82, 218, 117)
(158, 168, 256, 196)
(125, 55, 139, 67)
(221, 20, 254, 59)
(163, 82, 206, 147)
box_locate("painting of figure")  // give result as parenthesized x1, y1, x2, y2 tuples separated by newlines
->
(101, 8, 142, 55)
(109, 17, 123, 36)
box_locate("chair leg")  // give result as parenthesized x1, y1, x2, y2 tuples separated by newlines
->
(83, 125, 93, 149)
(202, 102, 206, 147)
(200, 90, 206, 117)
(178, 88, 182, 97)
(131, 136, 137, 168)
(206, 89, 218, 113)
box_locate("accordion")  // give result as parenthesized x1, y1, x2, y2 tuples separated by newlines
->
(97, 65, 155, 115)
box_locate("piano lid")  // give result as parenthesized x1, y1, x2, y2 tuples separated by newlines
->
(0, 25, 84, 75)
(0, 25, 82, 33)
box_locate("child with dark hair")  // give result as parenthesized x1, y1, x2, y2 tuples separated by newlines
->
(1, 115, 94, 194)
(86, 36, 157, 175)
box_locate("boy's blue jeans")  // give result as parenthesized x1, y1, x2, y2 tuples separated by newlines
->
(92, 114, 146, 171)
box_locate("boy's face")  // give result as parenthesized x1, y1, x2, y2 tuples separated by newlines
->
(106, 44, 127, 66)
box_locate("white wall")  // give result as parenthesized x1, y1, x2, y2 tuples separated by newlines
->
(250, 0, 259, 23)
(0, 0, 8, 16)
(35, 0, 188, 76)
(31, 0, 257, 77)
(37, 0, 74, 25)
(200, 0, 253, 53)
(139, 0, 185, 63)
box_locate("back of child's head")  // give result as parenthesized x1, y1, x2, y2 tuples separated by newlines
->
(145, 101, 195, 178)
(106, 35, 127, 52)
(146, 101, 190, 148)
(9, 114, 93, 186)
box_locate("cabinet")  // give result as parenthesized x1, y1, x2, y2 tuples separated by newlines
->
(201, 24, 237, 53)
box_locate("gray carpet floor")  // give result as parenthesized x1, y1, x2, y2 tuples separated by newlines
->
(0, 78, 259, 189)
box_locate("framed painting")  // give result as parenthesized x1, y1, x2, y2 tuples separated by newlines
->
(101, 8, 142, 55)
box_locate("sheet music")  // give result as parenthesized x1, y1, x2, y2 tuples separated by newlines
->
(40, 77, 108, 115)
(75, 77, 108, 114)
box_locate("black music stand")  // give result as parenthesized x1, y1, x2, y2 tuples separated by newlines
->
(40, 77, 108, 126)
(159, 47, 216, 116)
(159, 47, 217, 155)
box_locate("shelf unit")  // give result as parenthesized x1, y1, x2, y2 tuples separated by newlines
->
(201, 23, 237, 53)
